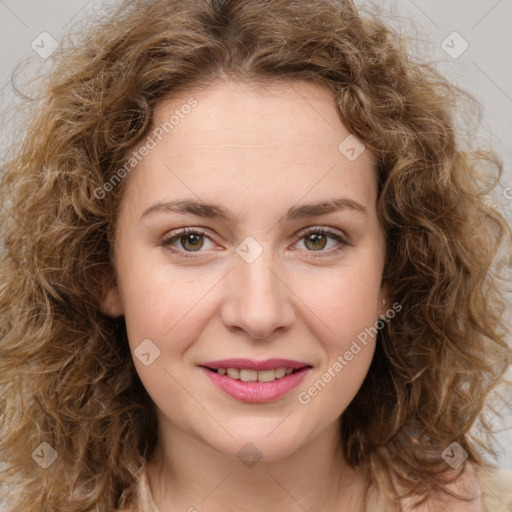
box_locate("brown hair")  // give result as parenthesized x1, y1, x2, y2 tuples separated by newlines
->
(1, 0, 511, 509)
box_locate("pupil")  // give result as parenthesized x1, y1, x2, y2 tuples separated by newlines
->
(183, 233, 203, 251)
(307, 233, 326, 250)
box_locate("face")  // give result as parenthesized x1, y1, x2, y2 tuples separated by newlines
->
(102, 78, 389, 461)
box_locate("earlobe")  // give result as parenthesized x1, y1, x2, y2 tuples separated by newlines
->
(378, 281, 391, 318)
(100, 285, 124, 317)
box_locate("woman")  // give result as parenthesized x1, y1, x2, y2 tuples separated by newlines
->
(0, 0, 511, 510)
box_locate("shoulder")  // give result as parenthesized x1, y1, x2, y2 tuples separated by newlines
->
(476, 466, 512, 512)
(134, 464, 160, 512)
(366, 463, 512, 512)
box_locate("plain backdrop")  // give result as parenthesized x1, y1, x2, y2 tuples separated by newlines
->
(0, 0, 511, 469)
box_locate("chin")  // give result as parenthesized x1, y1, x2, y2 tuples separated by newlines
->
(202, 428, 305, 464)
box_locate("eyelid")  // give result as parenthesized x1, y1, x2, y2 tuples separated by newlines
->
(295, 225, 349, 244)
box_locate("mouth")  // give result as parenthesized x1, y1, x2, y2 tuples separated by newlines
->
(198, 358, 313, 403)
(200, 365, 310, 383)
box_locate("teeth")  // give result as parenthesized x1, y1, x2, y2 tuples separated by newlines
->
(275, 368, 286, 378)
(240, 369, 258, 382)
(217, 366, 297, 382)
(226, 368, 240, 379)
(257, 369, 277, 382)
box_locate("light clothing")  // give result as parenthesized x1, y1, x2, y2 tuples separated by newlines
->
(135, 465, 512, 511)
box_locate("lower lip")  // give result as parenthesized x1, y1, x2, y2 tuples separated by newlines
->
(200, 367, 311, 403)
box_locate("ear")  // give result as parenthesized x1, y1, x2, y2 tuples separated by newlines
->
(100, 285, 124, 317)
(378, 280, 391, 318)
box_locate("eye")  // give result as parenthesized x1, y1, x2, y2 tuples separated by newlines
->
(161, 226, 349, 258)
(162, 227, 215, 256)
(293, 227, 349, 256)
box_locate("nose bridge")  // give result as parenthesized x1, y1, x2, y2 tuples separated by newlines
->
(221, 236, 294, 339)
(239, 244, 281, 301)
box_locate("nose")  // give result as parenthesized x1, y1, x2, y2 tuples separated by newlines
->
(220, 245, 295, 340)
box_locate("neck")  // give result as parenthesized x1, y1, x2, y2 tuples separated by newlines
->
(145, 416, 368, 512)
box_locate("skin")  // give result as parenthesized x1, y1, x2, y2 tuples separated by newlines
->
(101, 77, 393, 511)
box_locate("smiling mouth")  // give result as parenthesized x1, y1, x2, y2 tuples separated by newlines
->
(201, 366, 311, 383)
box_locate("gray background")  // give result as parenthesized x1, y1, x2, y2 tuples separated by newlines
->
(0, 0, 511, 469)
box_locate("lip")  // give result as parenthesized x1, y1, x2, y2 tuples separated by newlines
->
(199, 358, 310, 371)
(199, 365, 312, 403)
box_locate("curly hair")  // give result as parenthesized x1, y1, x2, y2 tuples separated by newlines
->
(1, 0, 511, 509)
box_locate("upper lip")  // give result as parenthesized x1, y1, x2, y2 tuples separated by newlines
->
(199, 358, 311, 371)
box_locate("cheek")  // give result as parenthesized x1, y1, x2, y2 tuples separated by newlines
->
(298, 344, 375, 429)
(119, 245, 384, 351)
(289, 262, 382, 409)
(291, 263, 383, 339)
(296, 277, 378, 417)
(118, 252, 218, 353)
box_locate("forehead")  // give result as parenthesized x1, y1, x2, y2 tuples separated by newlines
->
(123, 78, 378, 218)
(153, 78, 352, 150)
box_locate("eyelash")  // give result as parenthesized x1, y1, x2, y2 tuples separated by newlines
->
(161, 226, 350, 259)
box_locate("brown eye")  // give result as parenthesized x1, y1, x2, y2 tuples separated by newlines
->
(162, 226, 349, 259)
(296, 227, 349, 254)
(179, 232, 204, 251)
(304, 232, 328, 251)
(162, 228, 214, 255)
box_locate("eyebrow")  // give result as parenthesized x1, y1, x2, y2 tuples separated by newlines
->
(140, 197, 367, 223)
